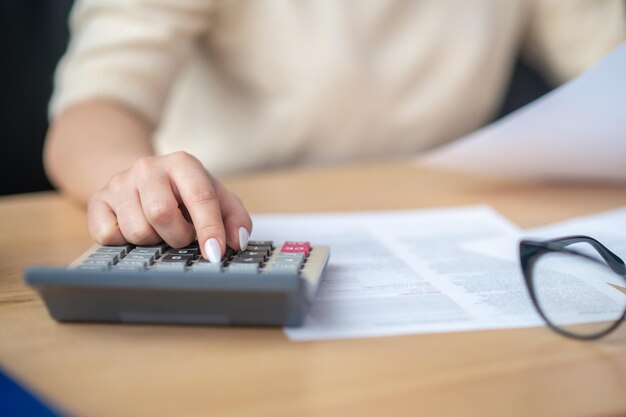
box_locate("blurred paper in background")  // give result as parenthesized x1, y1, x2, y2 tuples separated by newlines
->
(417, 41, 626, 182)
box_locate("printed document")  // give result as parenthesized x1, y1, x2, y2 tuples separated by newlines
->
(465, 207, 626, 262)
(251, 206, 552, 341)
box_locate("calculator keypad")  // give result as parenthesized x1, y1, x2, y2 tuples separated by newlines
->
(75, 240, 312, 276)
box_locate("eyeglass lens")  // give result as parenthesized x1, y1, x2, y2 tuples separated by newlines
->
(532, 250, 626, 338)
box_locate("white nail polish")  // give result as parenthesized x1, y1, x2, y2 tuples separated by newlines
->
(204, 238, 221, 263)
(239, 227, 249, 251)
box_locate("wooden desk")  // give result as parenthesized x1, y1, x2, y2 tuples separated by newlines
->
(2, 161, 626, 417)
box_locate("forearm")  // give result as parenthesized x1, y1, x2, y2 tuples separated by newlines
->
(44, 100, 154, 204)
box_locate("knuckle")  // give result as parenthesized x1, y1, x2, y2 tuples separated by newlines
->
(187, 187, 217, 204)
(92, 225, 120, 245)
(170, 151, 196, 164)
(124, 226, 156, 245)
(145, 201, 177, 224)
(108, 173, 125, 190)
(133, 156, 157, 173)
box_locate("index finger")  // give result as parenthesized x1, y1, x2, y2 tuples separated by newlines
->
(167, 159, 225, 263)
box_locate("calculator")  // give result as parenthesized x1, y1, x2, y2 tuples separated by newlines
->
(24, 241, 330, 326)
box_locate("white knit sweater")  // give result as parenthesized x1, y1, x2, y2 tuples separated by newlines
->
(50, 0, 625, 174)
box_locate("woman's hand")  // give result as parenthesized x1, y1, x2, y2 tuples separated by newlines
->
(87, 151, 252, 262)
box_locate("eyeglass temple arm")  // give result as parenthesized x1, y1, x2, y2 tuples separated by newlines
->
(544, 235, 626, 275)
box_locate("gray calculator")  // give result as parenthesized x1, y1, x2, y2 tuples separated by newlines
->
(24, 241, 330, 326)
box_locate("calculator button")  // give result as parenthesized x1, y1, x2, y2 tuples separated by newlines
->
(116, 260, 148, 268)
(273, 257, 304, 268)
(281, 242, 310, 256)
(190, 262, 222, 273)
(230, 257, 263, 266)
(124, 254, 155, 264)
(80, 259, 112, 268)
(227, 263, 259, 274)
(95, 247, 126, 258)
(239, 251, 268, 259)
(102, 245, 133, 255)
(136, 244, 168, 256)
(266, 263, 300, 274)
(99, 245, 134, 254)
(130, 248, 160, 257)
(247, 241, 274, 248)
(169, 248, 199, 256)
(231, 252, 267, 262)
(88, 253, 119, 263)
(284, 241, 310, 247)
(276, 252, 306, 261)
(246, 245, 272, 254)
(161, 254, 193, 264)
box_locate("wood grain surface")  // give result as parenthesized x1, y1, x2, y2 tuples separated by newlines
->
(1, 161, 626, 417)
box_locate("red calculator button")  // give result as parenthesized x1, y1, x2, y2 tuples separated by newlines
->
(281, 241, 310, 256)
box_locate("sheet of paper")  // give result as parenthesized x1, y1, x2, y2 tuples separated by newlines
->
(465, 207, 626, 262)
(250, 206, 557, 341)
(416, 41, 626, 182)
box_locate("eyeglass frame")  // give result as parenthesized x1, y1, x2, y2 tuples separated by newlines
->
(519, 235, 626, 340)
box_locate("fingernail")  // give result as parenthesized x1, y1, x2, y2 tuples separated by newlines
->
(204, 238, 221, 263)
(239, 227, 249, 251)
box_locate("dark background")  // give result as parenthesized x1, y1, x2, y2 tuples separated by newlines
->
(1, 1, 74, 196)
(0, 1, 552, 197)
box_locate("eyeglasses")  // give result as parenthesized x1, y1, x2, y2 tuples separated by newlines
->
(519, 235, 626, 340)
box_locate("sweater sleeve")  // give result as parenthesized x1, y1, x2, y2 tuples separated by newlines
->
(522, 0, 626, 85)
(49, 0, 214, 127)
